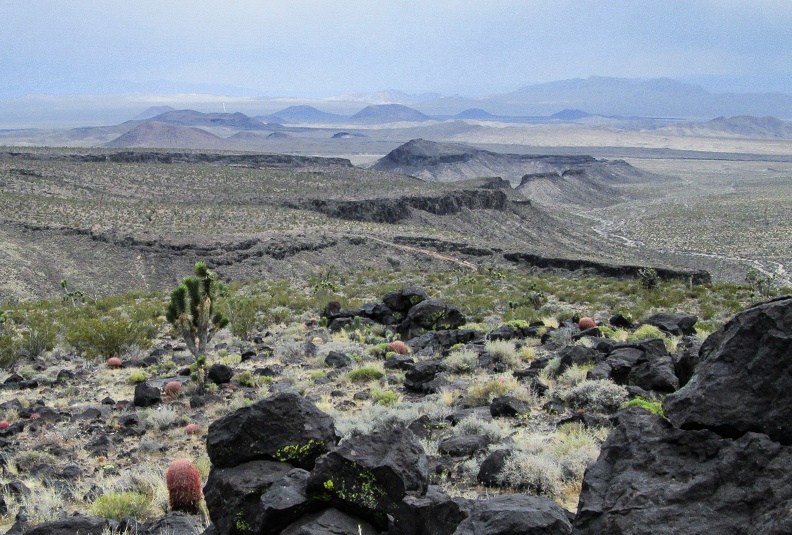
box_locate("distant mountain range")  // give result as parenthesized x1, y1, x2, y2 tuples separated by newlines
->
(657, 115, 792, 139)
(417, 76, 792, 118)
(10, 103, 792, 151)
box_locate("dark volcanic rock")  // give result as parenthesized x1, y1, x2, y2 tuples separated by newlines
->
(145, 512, 202, 535)
(206, 392, 338, 469)
(306, 428, 428, 530)
(574, 408, 792, 534)
(203, 460, 294, 535)
(587, 338, 678, 393)
(325, 351, 353, 368)
(133, 382, 161, 407)
(477, 449, 512, 487)
(382, 286, 429, 314)
(407, 329, 480, 354)
(392, 485, 471, 535)
(281, 508, 378, 535)
(643, 312, 698, 336)
(404, 360, 447, 394)
(453, 494, 573, 535)
(402, 299, 466, 333)
(25, 516, 109, 535)
(664, 295, 792, 444)
(438, 435, 489, 456)
(490, 396, 531, 418)
(255, 469, 322, 535)
(207, 363, 233, 385)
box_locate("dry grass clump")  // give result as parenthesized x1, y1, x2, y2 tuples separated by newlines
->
(484, 339, 520, 368)
(499, 423, 604, 507)
(445, 348, 479, 373)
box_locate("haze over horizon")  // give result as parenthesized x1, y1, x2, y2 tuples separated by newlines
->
(2, 0, 792, 99)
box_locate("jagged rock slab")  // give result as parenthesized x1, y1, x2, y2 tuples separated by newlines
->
(664, 295, 792, 444)
(574, 409, 792, 534)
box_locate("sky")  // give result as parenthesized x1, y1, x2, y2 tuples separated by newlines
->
(1, 0, 792, 99)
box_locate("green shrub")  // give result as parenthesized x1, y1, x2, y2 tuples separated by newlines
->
(18, 312, 57, 358)
(66, 316, 154, 359)
(638, 267, 659, 290)
(628, 324, 665, 340)
(127, 371, 148, 384)
(234, 370, 256, 387)
(371, 388, 399, 406)
(91, 491, 152, 521)
(623, 397, 664, 416)
(346, 367, 383, 382)
(0, 332, 20, 370)
(226, 296, 260, 340)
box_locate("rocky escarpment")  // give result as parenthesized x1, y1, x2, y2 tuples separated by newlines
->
(504, 252, 711, 285)
(574, 295, 792, 534)
(299, 189, 508, 223)
(0, 149, 352, 168)
(371, 139, 657, 189)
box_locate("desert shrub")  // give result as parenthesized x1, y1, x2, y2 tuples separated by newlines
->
(346, 367, 383, 382)
(467, 375, 518, 406)
(547, 327, 574, 348)
(66, 316, 154, 360)
(562, 380, 628, 413)
(558, 363, 594, 386)
(142, 406, 180, 430)
(18, 312, 57, 358)
(484, 339, 519, 368)
(445, 348, 479, 373)
(127, 370, 148, 384)
(91, 491, 153, 521)
(623, 397, 664, 416)
(0, 332, 20, 370)
(226, 296, 260, 340)
(628, 324, 665, 340)
(234, 370, 256, 387)
(274, 340, 303, 360)
(499, 450, 563, 497)
(452, 415, 505, 443)
(371, 388, 399, 407)
(638, 267, 659, 290)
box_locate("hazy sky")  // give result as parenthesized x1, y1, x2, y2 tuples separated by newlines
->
(2, 0, 791, 98)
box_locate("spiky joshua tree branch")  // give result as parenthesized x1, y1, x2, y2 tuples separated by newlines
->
(166, 262, 229, 393)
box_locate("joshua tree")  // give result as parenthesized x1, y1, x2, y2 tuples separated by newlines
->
(166, 262, 228, 393)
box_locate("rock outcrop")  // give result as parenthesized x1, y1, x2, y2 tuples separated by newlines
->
(574, 295, 792, 534)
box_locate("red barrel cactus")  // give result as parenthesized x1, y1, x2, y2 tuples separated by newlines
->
(166, 459, 202, 513)
(164, 381, 184, 398)
(387, 340, 409, 355)
(578, 317, 597, 330)
(106, 357, 122, 369)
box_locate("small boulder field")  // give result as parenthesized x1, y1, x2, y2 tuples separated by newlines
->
(0, 265, 789, 534)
